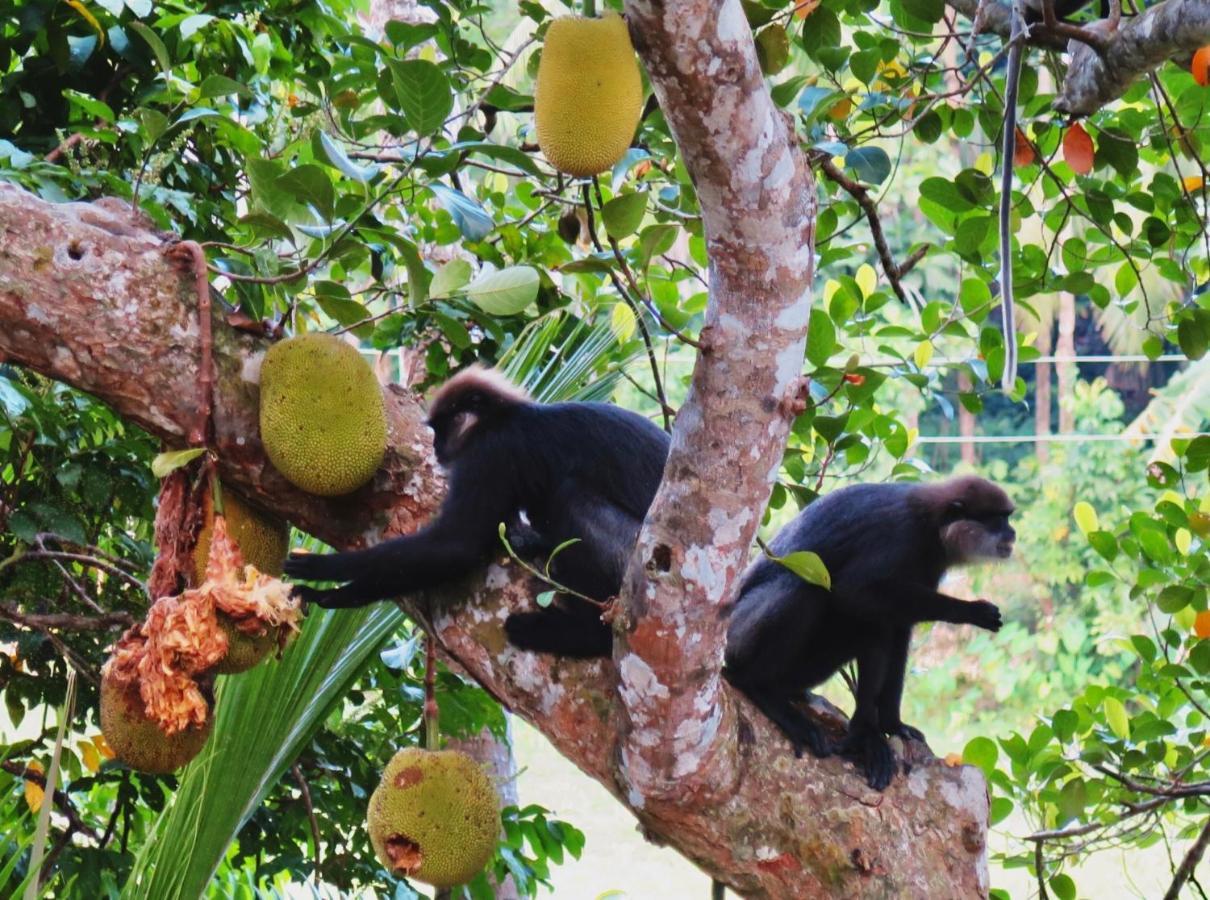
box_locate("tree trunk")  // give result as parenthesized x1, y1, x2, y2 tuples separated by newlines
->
(1035, 318, 1053, 464)
(1057, 294, 1077, 435)
(0, 8, 992, 885)
(958, 370, 978, 466)
(446, 724, 521, 900)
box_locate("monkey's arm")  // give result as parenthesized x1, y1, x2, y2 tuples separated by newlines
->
(837, 581, 1002, 630)
(285, 474, 513, 608)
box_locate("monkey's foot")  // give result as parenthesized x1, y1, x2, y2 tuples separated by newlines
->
(967, 599, 1003, 632)
(884, 721, 927, 743)
(839, 727, 897, 791)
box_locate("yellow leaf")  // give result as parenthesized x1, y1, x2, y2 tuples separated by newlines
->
(974, 152, 994, 176)
(1175, 605, 1197, 632)
(1103, 697, 1129, 740)
(944, 752, 962, 766)
(913, 341, 933, 370)
(1160, 489, 1184, 507)
(822, 279, 840, 304)
(1183, 175, 1205, 192)
(92, 733, 115, 760)
(1073, 501, 1098, 535)
(609, 302, 636, 343)
(79, 739, 102, 774)
(63, 0, 106, 47)
(855, 263, 877, 299)
(23, 760, 44, 814)
(1176, 528, 1192, 556)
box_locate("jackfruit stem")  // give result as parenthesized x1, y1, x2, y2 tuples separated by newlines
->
(210, 471, 226, 518)
(424, 632, 440, 750)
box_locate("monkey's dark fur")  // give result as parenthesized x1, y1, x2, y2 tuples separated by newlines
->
(285, 367, 670, 658)
(724, 477, 1015, 791)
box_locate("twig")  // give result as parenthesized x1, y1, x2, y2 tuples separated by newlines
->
(1035, 842, 1050, 900)
(1, 762, 98, 842)
(424, 633, 440, 750)
(815, 157, 929, 305)
(0, 604, 134, 632)
(292, 763, 323, 885)
(591, 178, 705, 351)
(1163, 816, 1210, 900)
(580, 183, 672, 431)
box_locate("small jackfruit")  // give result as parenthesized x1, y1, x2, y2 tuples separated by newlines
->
(193, 487, 289, 584)
(367, 748, 500, 888)
(535, 13, 644, 177)
(259, 333, 387, 497)
(100, 672, 211, 774)
(193, 488, 291, 674)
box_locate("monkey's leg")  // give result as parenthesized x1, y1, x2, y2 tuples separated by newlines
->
(876, 626, 928, 744)
(837, 634, 897, 791)
(728, 682, 833, 758)
(504, 600, 612, 658)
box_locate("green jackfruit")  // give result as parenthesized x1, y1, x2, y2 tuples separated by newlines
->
(193, 487, 290, 673)
(367, 748, 500, 888)
(535, 13, 644, 177)
(100, 672, 211, 774)
(259, 333, 387, 497)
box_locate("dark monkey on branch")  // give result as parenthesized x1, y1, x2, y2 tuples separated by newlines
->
(724, 476, 1015, 790)
(286, 367, 670, 658)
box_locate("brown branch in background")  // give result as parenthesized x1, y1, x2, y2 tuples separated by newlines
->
(1035, 843, 1051, 900)
(292, 763, 323, 885)
(1, 761, 98, 841)
(816, 157, 929, 305)
(0, 604, 134, 632)
(1163, 816, 1210, 900)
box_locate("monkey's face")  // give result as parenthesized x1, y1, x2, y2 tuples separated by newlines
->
(941, 511, 1015, 566)
(426, 389, 498, 464)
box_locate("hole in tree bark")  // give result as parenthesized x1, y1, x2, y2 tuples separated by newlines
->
(650, 544, 672, 572)
(66, 242, 84, 260)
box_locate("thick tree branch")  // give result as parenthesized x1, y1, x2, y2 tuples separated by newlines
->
(616, 0, 816, 805)
(0, 183, 989, 897)
(1054, 0, 1210, 116)
(949, 0, 1210, 116)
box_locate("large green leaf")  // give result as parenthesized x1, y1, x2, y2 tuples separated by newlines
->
(123, 605, 404, 899)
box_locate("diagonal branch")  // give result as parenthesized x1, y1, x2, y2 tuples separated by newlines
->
(0, 180, 988, 898)
(948, 0, 1210, 116)
(816, 156, 930, 305)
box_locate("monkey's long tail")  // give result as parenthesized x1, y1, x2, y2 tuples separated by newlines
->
(998, 4, 1025, 394)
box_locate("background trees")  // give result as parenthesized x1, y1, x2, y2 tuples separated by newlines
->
(1, 0, 1209, 896)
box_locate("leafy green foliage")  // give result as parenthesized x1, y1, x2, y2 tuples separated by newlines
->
(3, 0, 1210, 893)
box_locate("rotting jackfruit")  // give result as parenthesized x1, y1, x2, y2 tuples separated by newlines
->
(100, 671, 212, 774)
(535, 12, 644, 177)
(258, 333, 387, 497)
(367, 747, 501, 888)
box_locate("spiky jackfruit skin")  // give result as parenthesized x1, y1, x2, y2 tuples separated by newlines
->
(193, 488, 289, 585)
(193, 488, 290, 673)
(100, 673, 211, 774)
(535, 13, 644, 177)
(367, 748, 500, 888)
(258, 333, 387, 497)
